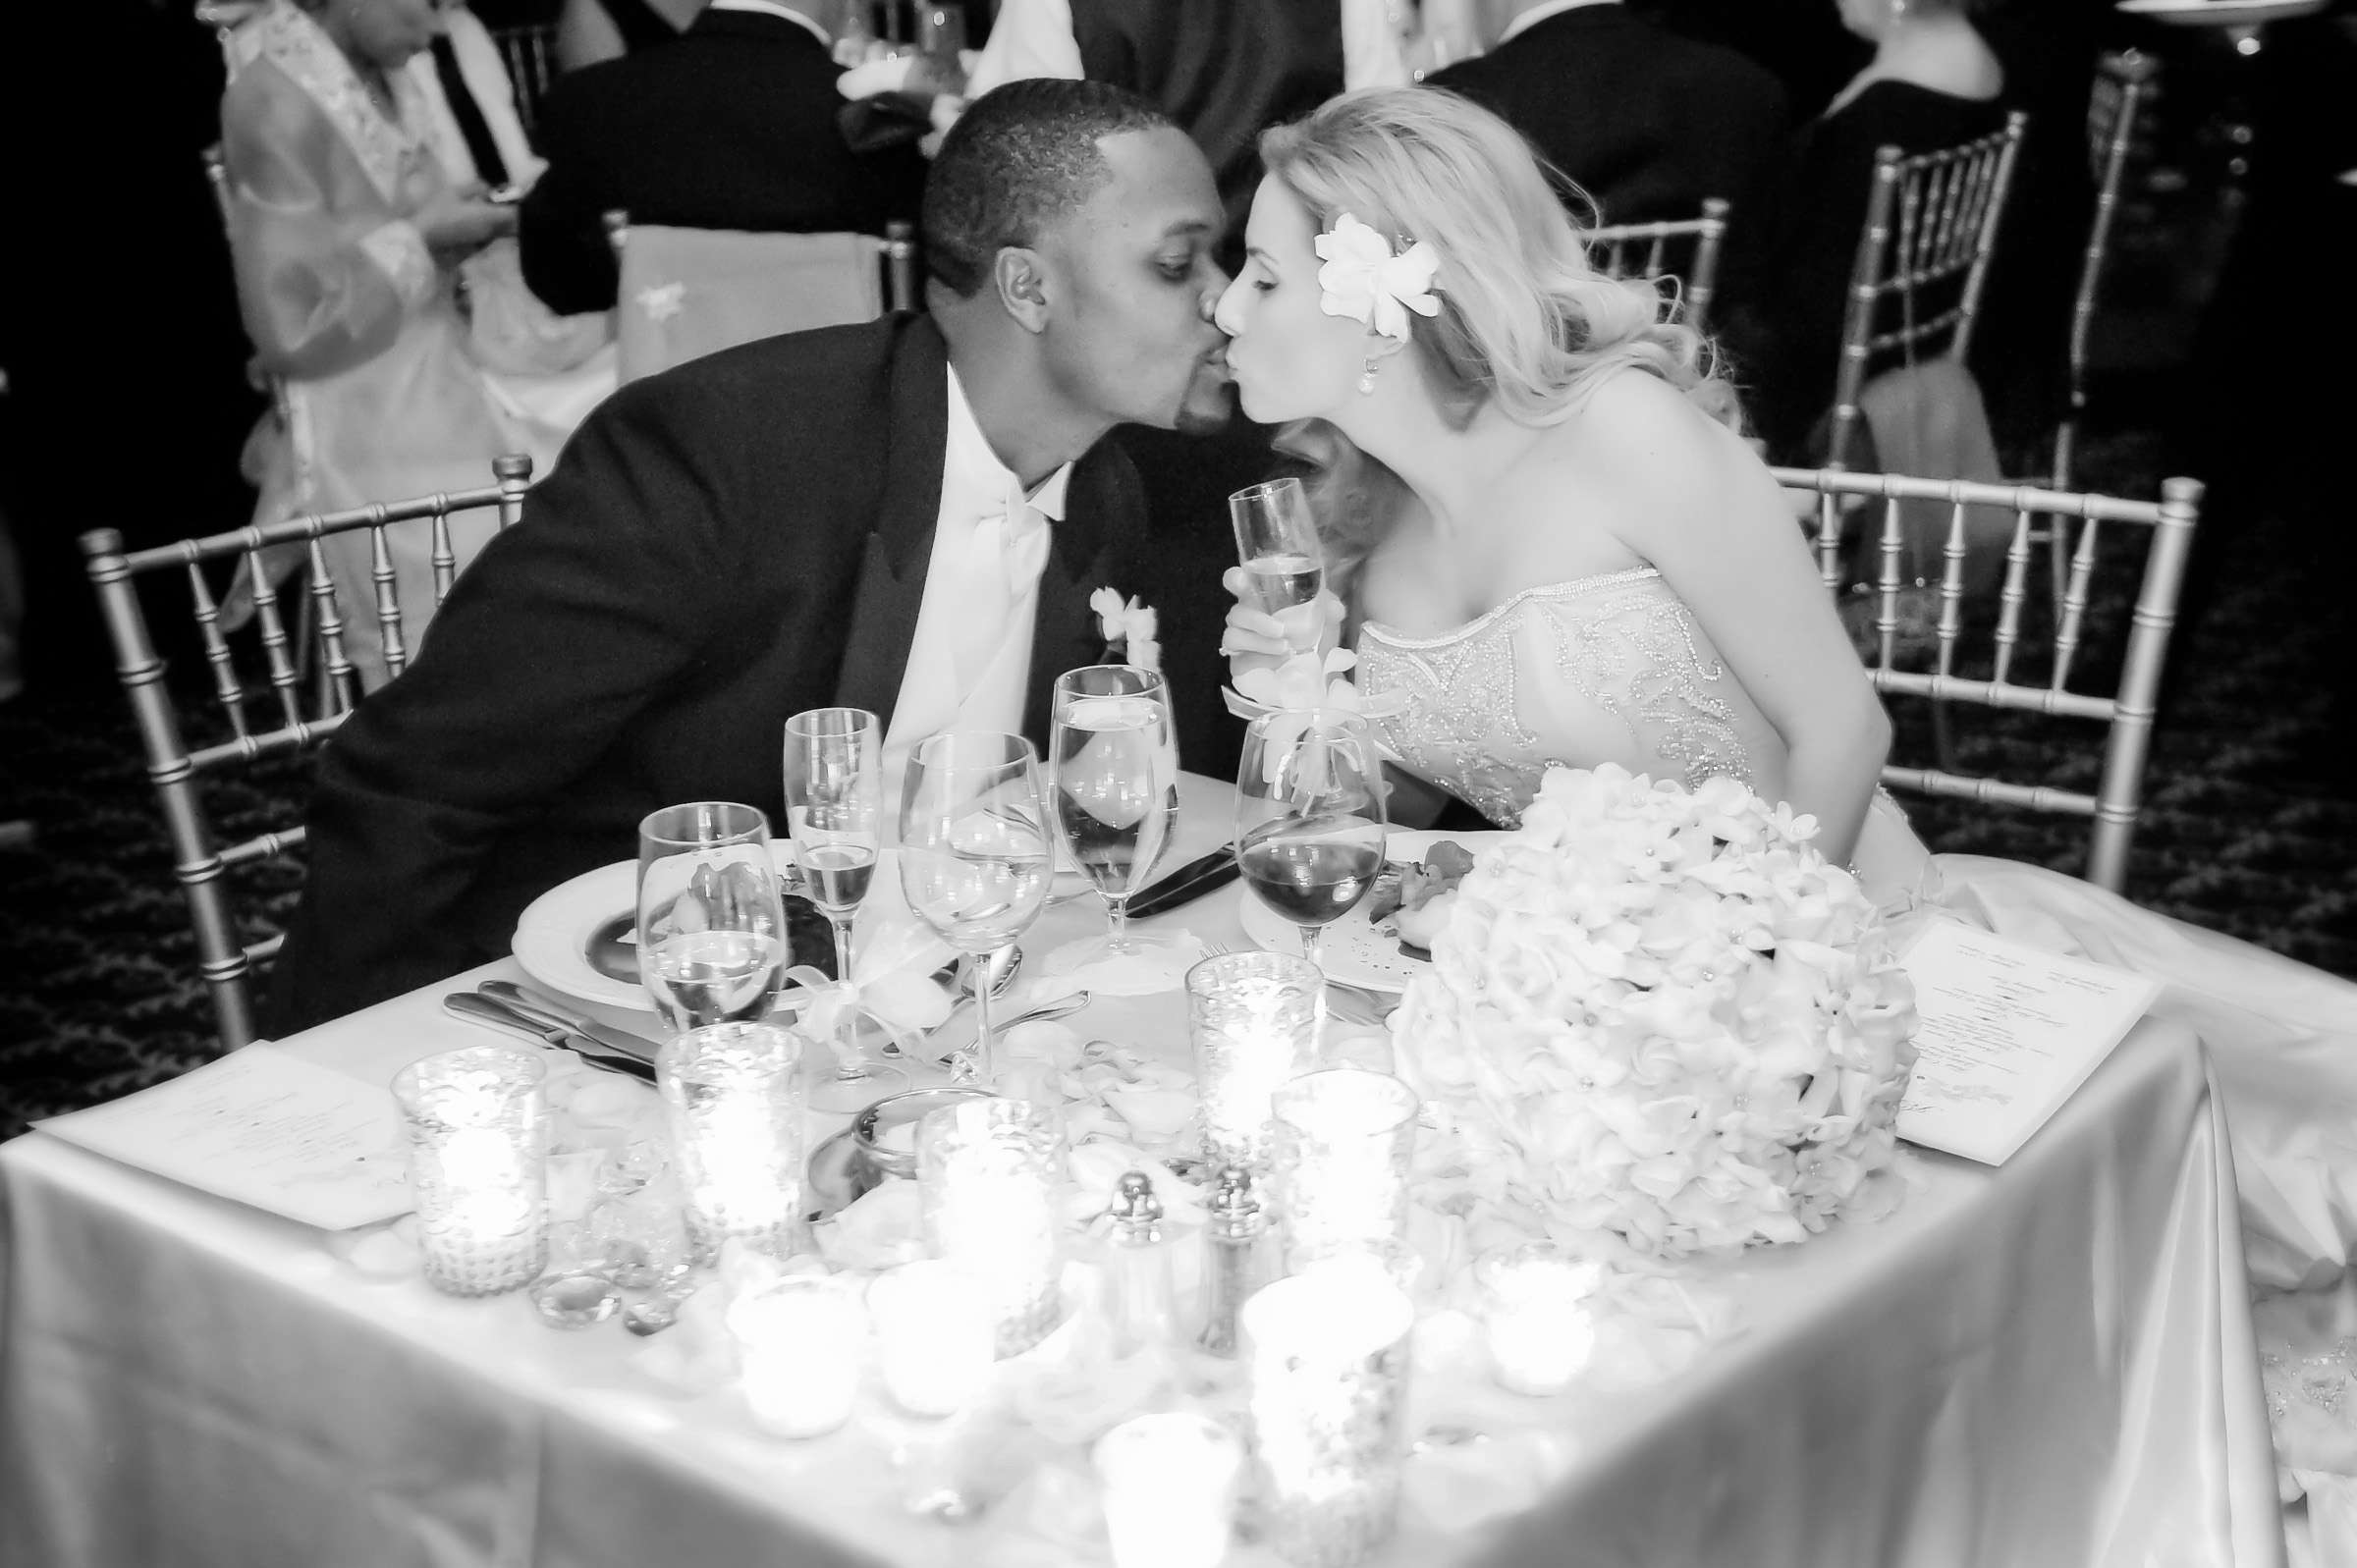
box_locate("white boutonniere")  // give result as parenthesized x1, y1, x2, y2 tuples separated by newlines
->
(1089, 586, 1161, 672)
(1315, 212, 1443, 343)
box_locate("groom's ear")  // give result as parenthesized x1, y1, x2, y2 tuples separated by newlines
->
(993, 246, 1053, 335)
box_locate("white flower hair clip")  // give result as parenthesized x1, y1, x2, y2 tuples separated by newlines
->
(1315, 212, 1443, 343)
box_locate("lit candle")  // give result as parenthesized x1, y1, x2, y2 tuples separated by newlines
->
(1241, 1261, 1415, 1568)
(867, 1259, 997, 1417)
(1476, 1245, 1601, 1396)
(728, 1275, 866, 1437)
(1094, 1412, 1244, 1568)
(916, 1097, 1067, 1356)
(657, 1022, 802, 1259)
(392, 1046, 549, 1296)
(1270, 1070, 1418, 1276)
(1188, 951, 1320, 1174)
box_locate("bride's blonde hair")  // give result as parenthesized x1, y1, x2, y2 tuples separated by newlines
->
(1258, 88, 1739, 592)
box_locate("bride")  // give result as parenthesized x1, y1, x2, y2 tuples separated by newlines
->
(1217, 83, 2357, 1398)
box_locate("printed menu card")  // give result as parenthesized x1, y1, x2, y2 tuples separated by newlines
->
(34, 1046, 414, 1229)
(1894, 920, 2162, 1165)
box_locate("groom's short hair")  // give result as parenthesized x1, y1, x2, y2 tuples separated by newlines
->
(923, 79, 1176, 297)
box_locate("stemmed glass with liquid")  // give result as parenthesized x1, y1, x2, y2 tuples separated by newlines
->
(900, 731, 1055, 1084)
(637, 802, 789, 1036)
(784, 706, 907, 1109)
(1230, 477, 1326, 653)
(1048, 665, 1180, 965)
(1234, 712, 1388, 974)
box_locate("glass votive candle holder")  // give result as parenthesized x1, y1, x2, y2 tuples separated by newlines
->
(1270, 1069, 1419, 1275)
(1476, 1244, 1602, 1396)
(867, 1259, 998, 1417)
(916, 1096, 1067, 1357)
(1188, 950, 1320, 1174)
(1094, 1411, 1245, 1568)
(729, 1274, 866, 1437)
(1241, 1261, 1416, 1568)
(657, 1021, 802, 1260)
(392, 1045, 550, 1296)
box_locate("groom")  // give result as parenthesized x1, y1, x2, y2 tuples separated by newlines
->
(269, 80, 1234, 1033)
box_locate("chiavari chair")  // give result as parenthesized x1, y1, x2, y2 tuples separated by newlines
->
(78, 459, 533, 1050)
(488, 21, 562, 135)
(603, 211, 921, 383)
(1821, 113, 2028, 505)
(1585, 197, 1731, 333)
(1775, 464, 2202, 893)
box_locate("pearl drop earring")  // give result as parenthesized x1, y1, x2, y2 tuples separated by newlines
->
(1357, 355, 1379, 396)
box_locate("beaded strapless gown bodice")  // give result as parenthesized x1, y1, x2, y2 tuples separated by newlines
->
(1355, 568, 1778, 826)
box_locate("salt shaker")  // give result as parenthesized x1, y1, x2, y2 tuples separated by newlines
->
(1103, 1170, 1178, 1358)
(1195, 1163, 1276, 1358)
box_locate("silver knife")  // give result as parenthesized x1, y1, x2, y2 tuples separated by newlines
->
(479, 980, 665, 1064)
(442, 993, 657, 1083)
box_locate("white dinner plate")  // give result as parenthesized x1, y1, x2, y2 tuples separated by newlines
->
(2115, 0, 2326, 25)
(1236, 829, 1511, 993)
(512, 843, 808, 1014)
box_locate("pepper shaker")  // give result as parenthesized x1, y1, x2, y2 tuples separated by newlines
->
(1195, 1163, 1276, 1358)
(1104, 1169, 1178, 1358)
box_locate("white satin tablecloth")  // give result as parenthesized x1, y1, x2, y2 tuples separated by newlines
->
(0, 778, 2284, 1568)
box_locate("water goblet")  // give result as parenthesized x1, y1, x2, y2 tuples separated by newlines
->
(1235, 711, 1388, 975)
(636, 801, 789, 1036)
(899, 731, 1054, 1084)
(784, 706, 907, 1109)
(1048, 665, 1181, 966)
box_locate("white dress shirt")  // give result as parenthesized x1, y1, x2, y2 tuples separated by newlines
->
(966, 0, 1408, 100)
(704, 0, 833, 49)
(878, 365, 1074, 810)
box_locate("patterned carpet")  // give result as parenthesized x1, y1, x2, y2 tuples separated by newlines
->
(3, 412, 2352, 1144)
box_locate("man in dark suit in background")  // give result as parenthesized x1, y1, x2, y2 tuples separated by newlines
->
(518, 0, 929, 313)
(1431, 0, 1788, 234)
(273, 81, 1235, 1029)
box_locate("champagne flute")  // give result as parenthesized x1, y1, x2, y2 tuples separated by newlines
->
(1048, 665, 1179, 961)
(1234, 712, 1388, 974)
(637, 802, 789, 1036)
(1231, 477, 1326, 653)
(900, 731, 1055, 1084)
(784, 706, 906, 1109)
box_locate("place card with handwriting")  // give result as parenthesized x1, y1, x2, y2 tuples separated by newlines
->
(1894, 920, 2161, 1165)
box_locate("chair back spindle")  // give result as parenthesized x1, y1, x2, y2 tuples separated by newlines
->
(1584, 197, 1730, 332)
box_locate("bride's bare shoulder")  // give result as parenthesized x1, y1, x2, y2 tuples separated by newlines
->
(1551, 371, 1776, 514)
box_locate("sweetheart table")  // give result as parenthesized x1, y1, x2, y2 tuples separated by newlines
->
(0, 775, 2283, 1567)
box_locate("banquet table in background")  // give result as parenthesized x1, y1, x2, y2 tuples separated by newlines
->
(0, 776, 2284, 1568)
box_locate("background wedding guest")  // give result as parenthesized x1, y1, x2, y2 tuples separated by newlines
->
(517, 0, 927, 314)
(219, 0, 527, 684)
(554, 0, 700, 70)
(1714, 0, 2009, 462)
(409, 0, 618, 459)
(270, 80, 1236, 1029)
(1427, 0, 1788, 239)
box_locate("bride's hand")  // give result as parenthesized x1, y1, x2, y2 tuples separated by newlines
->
(1220, 570, 1343, 680)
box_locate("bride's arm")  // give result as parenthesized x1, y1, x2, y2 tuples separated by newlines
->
(1590, 381, 1890, 862)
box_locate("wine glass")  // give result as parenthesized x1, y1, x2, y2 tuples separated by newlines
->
(637, 802, 789, 1037)
(1048, 665, 1180, 963)
(1230, 477, 1326, 653)
(1234, 712, 1388, 974)
(899, 731, 1055, 1084)
(784, 706, 907, 1110)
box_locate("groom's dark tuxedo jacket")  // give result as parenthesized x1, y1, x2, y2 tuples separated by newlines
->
(270, 314, 1146, 1032)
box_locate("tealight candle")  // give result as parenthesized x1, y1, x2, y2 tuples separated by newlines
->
(1094, 1412, 1244, 1568)
(657, 1022, 802, 1260)
(867, 1259, 997, 1417)
(1270, 1069, 1419, 1276)
(1476, 1244, 1601, 1396)
(1188, 951, 1320, 1174)
(1241, 1261, 1416, 1568)
(916, 1096, 1067, 1356)
(392, 1046, 549, 1296)
(728, 1275, 865, 1437)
